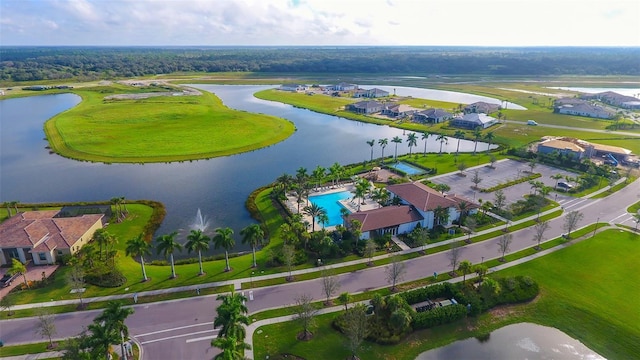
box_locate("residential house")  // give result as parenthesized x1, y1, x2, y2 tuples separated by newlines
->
(334, 82, 358, 91)
(280, 84, 308, 92)
(555, 102, 614, 119)
(348, 101, 384, 114)
(0, 210, 105, 266)
(382, 104, 417, 118)
(363, 88, 390, 98)
(413, 108, 452, 124)
(464, 102, 500, 114)
(581, 91, 640, 110)
(346, 182, 478, 240)
(450, 113, 498, 129)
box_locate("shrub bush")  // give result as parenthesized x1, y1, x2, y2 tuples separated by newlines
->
(412, 304, 467, 330)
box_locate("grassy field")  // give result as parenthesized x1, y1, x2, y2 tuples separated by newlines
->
(43, 84, 295, 163)
(253, 229, 640, 360)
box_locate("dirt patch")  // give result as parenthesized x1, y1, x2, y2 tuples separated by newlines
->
(104, 80, 202, 100)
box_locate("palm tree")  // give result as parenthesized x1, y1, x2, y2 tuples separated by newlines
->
(378, 138, 388, 162)
(125, 235, 152, 282)
(240, 224, 264, 268)
(155, 231, 182, 279)
(95, 301, 134, 360)
(312, 165, 326, 190)
(276, 173, 294, 195)
(453, 130, 465, 158)
(366, 139, 375, 162)
(318, 213, 330, 229)
(457, 201, 470, 228)
(213, 292, 249, 341)
(433, 205, 450, 226)
(186, 229, 211, 276)
(551, 173, 564, 190)
(406, 132, 418, 156)
(421, 131, 432, 156)
(436, 134, 448, 155)
(9, 258, 28, 288)
(484, 132, 495, 153)
(472, 128, 482, 155)
(329, 162, 343, 186)
(87, 321, 119, 360)
(211, 336, 250, 360)
(391, 136, 402, 161)
(458, 260, 473, 284)
(214, 227, 235, 272)
(303, 203, 326, 232)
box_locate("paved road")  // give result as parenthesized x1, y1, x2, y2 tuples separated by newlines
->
(1, 178, 638, 360)
(503, 119, 640, 137)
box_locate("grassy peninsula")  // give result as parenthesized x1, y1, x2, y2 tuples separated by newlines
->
(44, 83, 295, 163)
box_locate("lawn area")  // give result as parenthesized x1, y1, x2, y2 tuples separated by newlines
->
(253, 229, 640, 360)
(44, 84, 295, 163)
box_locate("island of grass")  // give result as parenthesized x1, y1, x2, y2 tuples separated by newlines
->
(44, 83, 295, 163)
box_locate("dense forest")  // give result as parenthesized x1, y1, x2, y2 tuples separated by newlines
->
(1, 46, 639, 82)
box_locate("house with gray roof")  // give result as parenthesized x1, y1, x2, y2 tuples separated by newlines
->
(450, 113, 498, 129)
(348, 101, 384, 114)
(464, 102, 500, 114)
(413, 108, 453, 124)
(280, 84, 308, 92)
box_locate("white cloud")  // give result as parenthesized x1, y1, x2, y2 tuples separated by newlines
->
(0, 0, 638, 46)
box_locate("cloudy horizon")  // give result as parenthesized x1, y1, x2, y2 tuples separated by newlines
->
(1, 0, 639, 47)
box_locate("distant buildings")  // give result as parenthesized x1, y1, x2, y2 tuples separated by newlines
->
(464, 102, 500, 114)
(536, 136, 633, 162)
(581, 91, 640, 110)
(554, 98, 615, 119)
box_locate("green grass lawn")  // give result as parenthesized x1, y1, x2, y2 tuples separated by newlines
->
(44, 84, 295, 163)
(253, 229, 640, 360)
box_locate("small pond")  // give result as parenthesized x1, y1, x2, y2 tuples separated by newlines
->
(416, 323, 605, 360)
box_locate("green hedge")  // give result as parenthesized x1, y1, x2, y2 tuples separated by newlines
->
(480, 173, 541, 193)
(412, 304, 467, 330)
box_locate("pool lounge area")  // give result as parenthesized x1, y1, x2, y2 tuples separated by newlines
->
(387, 161, 427, 175)
(284, 183, 380, 230)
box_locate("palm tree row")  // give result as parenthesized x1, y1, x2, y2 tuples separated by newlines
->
(124, 224, 266, 281)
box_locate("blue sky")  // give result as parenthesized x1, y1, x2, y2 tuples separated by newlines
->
(1, 0, 639, 46)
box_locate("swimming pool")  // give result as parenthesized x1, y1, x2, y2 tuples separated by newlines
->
(308, 190, 353, 227)
(388, 161, 427, 175)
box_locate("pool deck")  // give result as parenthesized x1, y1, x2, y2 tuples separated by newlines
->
(284, 182, 380, 231)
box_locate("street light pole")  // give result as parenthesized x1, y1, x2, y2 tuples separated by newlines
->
(592, 217, 599, 237)
(251, 271, 254, 288)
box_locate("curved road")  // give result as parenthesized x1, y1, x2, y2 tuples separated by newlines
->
(1, 179, 638, 359)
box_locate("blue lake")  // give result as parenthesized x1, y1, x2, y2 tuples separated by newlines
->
(416, 323, 605, 360)
(1, 85, 498, 256)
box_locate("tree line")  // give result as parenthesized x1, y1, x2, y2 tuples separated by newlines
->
(1, 46, 639, 82)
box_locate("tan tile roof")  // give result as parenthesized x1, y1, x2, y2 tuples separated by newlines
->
(540, 139, 585, 153)
(346, 205, 423, 232)
(0, 211, 103, 251)
(387, 182, 458, 211)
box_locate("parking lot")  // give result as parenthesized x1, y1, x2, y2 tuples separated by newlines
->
(430, 158, 579, 206)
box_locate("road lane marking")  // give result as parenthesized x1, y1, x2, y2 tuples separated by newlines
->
(609, 213, 629, 223)
(139, 329, 217, 345)
(186, 335, 217, 343)
(135, 323, 212, 337)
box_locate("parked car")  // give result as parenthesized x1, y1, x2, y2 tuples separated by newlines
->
(1, 272, 18, 287)
(557, 181, 573, 190)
